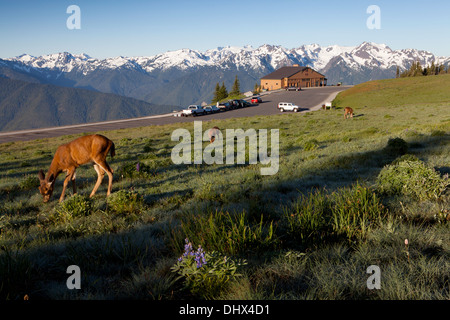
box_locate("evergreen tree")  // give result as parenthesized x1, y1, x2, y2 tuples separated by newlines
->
(414, 61, 423, 76)
(230, 75, 240, 96)
(212, 82, 221, 103)
(219, 82, 228, 101)
(253, 83, 262, 94)
(429, 61, 436, 76)
(396, 66, 400, 78)
(403, 60, 423, 77)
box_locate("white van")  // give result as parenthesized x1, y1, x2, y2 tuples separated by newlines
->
(277, 102, 300, 112)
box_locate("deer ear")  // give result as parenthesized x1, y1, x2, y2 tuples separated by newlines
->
(38, 170, 45, 181)
(48, 173, 55, 184)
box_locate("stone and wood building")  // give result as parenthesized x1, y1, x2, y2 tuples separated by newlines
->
(260, 65, 327, 90)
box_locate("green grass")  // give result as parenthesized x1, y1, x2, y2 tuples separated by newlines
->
(0, 75, 449, 300)
(333, 74, 450, 108)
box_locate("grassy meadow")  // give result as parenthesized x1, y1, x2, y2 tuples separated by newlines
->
(0, 75, 449, 300)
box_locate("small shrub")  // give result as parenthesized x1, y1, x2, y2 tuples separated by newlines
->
(107, 190, 144, 215)
(171, 239, 247, 299)
(377, 160, 450, 201)
(54, 194, 93, 222)
(384, 137, 408, 156)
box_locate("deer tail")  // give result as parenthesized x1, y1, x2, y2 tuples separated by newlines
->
(110, 141, 116, 158)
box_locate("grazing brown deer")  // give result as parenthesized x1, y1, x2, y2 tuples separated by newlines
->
(208, 126, 221, 143)
(344, 107, 354, 119)
(38, 134, 115, 203)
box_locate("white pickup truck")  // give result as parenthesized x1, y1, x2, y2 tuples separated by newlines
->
(182, 105, 206, 116)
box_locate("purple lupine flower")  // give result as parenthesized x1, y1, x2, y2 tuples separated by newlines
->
(178, 238, 207, 268)
(183, 239, 194, 257)
(136, 162, 140, 172)
(179, 238, 194, 262)
(194, 245, 207, 268)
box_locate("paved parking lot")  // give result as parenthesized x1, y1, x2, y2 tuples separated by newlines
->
(0, 86, 349, 144)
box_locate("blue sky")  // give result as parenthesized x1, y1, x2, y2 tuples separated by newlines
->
(1, 0, 449, 59)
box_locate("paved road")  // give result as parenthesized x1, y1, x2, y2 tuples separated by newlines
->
(0, 86, 350, 144)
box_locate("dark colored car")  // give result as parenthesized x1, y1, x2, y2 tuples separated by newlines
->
(240, 100, 251, 107)
(230, 99, 248, 108)
(228, 100, 240, 109)
(217, 102, 231, 111)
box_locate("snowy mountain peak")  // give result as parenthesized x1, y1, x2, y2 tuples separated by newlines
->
(5, 42, 449, 81)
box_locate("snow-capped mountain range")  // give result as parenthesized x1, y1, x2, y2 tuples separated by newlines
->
(5, 42, 448, 74)
(1, 42, 449, 106)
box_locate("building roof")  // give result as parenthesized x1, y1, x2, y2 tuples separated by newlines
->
(261, 66, 308, 80)
(261, 66, 326, 80)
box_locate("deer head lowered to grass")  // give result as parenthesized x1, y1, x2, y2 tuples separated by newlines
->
(344, 107, 354, 119)
(38, 134, 115, 203)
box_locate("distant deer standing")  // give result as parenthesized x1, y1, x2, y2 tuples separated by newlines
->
(38, 134, 115, 203)
(344, 107, 354, 119)
(208, 126, 221, 143)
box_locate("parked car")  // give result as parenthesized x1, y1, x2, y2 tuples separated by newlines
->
(240, 100, 252, 108)
(182, 105, 205, 116)
(209, 105, 221, 113)
(228, 100, 241, 109)
(277, 102, 300, 112)
(217, 102, 230, 111)
(286, 86, 301, 91)
(233, 99, 251, 108)
(202, 106, 213, 114)
(251, 96, 262, 104)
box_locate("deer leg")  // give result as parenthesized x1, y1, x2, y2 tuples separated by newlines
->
(60, 169, 75, 202)
(72, 172, 77, 195)
(90, 164, 105, 198)
(94, 160, 113, 197)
